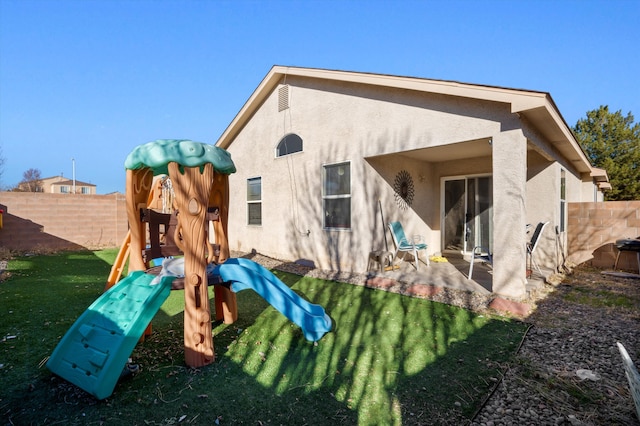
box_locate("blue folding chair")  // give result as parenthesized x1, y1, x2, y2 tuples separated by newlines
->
(388, 221, 429, 271)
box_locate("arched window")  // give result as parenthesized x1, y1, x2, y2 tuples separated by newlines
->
(276, 134, 303, 157)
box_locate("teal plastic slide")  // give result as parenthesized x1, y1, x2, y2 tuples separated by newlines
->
(47, 258, 331, 400)
(46, 271, 174, 400)
(213, 258, 332, 341)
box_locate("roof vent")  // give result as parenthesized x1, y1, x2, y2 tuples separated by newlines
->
(278, 84, 289, 112)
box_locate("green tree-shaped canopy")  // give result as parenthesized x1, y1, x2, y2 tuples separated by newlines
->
(125, 139, 236, 176)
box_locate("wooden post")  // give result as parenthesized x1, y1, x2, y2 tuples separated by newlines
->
(210, 172, 231, 263)
(168, 162, 215, 367)
(210, 172, 238, 324)
(104, 231, 131, 291)
(125, 168, 153, 272)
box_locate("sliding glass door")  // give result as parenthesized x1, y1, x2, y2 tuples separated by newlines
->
(443, 176, 492, 254)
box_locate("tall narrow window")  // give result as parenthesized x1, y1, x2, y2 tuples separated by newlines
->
(560, 169, 566, 232)
(276, 134, 303, 157)
(323, 162, 351, 229)
(247, 177, 262, 226)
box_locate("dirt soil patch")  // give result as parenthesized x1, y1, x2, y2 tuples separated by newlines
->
(471, 267, 640, 425)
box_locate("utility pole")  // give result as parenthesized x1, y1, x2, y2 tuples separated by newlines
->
(72, 158, 76, 194)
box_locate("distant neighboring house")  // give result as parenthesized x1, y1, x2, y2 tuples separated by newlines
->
(40, 175, 97, 194)
(216, 66, 610, 300)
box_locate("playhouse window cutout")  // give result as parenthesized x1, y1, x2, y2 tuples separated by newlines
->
(247, 177, 262, 226)
(323, 162, 351, 229)
(276, 134, 303, 157)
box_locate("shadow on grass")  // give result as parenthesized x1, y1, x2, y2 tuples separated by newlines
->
(217, 270, 526, 425)
(0, 251, 527, 425)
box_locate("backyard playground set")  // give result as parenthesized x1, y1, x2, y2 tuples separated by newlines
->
(46, 139, 332, 400)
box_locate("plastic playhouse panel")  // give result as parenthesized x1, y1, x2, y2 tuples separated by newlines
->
(214, 258, 332, 342)
(47, 271, 173, 399)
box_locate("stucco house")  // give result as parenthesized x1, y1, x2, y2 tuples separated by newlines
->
(215, 66, 610, 300)
(40, 175, 97, 194)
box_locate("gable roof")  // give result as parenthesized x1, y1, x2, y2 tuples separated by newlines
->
(50, 179, 96, 187)
(216, 65, 595, 174)
(41, 176, 96, 187)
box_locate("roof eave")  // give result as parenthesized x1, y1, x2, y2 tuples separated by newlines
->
(216, 66, 555, 150)
(598, 182, 612, 190)
(215, 66, 596, 176)
(517, 99, 594, 174)
(590, 167, 610, 182)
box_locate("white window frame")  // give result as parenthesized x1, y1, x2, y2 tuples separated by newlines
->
(322, 161, 351, 230)
(275, 133, 303, 158)
(247, 177, 262, 226)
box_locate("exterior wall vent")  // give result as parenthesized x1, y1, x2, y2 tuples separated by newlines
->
(278, 84, 289, 112)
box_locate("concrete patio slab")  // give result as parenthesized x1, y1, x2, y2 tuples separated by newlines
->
(368, 251, 549, 302)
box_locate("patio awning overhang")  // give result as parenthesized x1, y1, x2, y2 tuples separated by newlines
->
(366, 137, 494, 164)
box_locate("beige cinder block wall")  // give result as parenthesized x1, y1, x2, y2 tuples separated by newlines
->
(0, 192, 127, 251)
(568, 201, 640, 272)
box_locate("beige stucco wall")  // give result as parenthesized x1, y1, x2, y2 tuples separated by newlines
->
(40, 176, 97, 195)
(521, 114, 599, 275)
(227, 78, 510, 266)
(525, 152, 559, 271)
(365, 155, 439, 254)
(224, 76, 596, 299)
(580, 180, 603, 202)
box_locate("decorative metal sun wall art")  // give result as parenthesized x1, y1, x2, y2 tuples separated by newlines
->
(393, 170, 415, 210)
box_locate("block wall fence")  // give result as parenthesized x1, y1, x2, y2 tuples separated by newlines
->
(0, 192, 127, 252)
(567, 200, 640, 273)
(0, 193, 638, 273)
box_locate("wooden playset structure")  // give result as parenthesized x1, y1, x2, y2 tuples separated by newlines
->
(106, 141, 238, 367)
(47, 140, 331, 400)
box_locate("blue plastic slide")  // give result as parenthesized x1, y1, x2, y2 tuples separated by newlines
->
(213, 258, 332, 341)
(46, 271, 174, 400)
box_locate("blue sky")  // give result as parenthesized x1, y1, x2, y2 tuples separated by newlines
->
(1, 0, 638, 194)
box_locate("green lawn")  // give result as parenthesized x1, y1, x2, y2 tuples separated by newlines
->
(0, 249, 528, 425)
